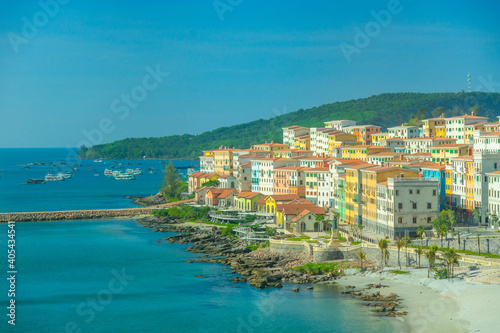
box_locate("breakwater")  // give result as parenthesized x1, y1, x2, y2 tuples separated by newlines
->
(0, 199, 195, 222)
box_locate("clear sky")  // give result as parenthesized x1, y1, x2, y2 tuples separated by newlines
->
(1, 0, 499, 148)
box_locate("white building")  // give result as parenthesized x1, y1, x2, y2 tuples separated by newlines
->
(404, 137, 457, 154)
(473, 131, 500, 154)
(473, 153, 500, 225)
(237, 163, 252, 192)
(387, 125, 420, 139)
(324, 119, 356, 131)
(445, 114, 488, 144)
(316, 168, 331, 208)
(374, 177, 439, 239)
(258, 158, 300, 195)
(486, 170, 500, 219)
(282, 126, 310, 148)
(200, 155, 215, 173)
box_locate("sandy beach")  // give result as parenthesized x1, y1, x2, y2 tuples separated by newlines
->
(335, 267, 500, 333)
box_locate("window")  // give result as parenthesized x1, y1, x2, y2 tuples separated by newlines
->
(417, 189, 420, 194)
(413, 217, 417, 224)
(398, 217, 403, 224)
(433, 190, 437, 196)
(427, 217, 432, 223)
(413, 203, 417, 209)
(427, 203, 431, 209)
(409, 189, 413, 194)
(398, 203, 403, 209)
(395, 190, 399, 196)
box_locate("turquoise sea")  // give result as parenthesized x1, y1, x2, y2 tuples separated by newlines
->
(0, 149, 392, 332)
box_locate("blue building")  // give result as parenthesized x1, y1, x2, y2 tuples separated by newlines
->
(421, 164, 446, 211)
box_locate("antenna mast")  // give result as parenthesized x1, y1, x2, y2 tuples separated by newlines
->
(467, 73, 472, 92)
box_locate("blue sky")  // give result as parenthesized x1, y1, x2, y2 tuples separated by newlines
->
(1, 0, 499, 148)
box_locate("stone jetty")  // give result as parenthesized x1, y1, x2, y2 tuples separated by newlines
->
(0, 199, 195, 223)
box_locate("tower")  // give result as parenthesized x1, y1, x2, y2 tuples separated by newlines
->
(467, 73, 472, 93)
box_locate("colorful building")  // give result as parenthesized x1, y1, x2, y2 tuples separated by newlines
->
(431, 144, 470, 164)
(341, 145, 391, 161)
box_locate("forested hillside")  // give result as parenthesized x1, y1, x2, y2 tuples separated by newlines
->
(79, 92, 500, 160)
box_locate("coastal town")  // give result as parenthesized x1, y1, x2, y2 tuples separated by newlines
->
(188, 112, 500, 242)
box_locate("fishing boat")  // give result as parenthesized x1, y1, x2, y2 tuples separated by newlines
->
(104, 169, 113, 176)
(45, 173, 64, 181)
(24, 179, 45, 185)
(114, 173, 135, 180)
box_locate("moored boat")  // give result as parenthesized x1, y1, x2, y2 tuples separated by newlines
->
(114, 173, 135, 180)
(45, 173, 64, 181)
(24, 179, 45, 185)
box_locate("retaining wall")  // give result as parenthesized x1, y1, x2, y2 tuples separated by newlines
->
(413, 237, 500, 255)
(0, 199, 195, 222)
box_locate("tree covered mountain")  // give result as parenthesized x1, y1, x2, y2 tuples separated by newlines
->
(79, 92, 500, 160)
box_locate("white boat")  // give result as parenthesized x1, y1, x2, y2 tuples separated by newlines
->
(132, 168, 142, 175)
(126, 168, 134, 174)
(59, 172, 72, 179)
(94, 159, 103, 163)
(104, 169, 113, 176)
(45, 173, 64, 181)
(114, 173, 135, 180)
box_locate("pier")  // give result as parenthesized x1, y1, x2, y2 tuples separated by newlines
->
(0, 199, 195, 223)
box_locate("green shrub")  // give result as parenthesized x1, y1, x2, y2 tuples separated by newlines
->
(292, 262, 346, 275)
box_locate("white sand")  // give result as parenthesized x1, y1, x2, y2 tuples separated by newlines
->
(335, 267, 500, 333)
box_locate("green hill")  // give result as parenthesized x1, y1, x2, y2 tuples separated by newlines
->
(79, 92, 500, 160)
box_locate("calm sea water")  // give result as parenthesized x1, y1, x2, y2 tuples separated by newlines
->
(0, 220, 392, 333)
(0, 148, 197, 213)
(0, 149, 392, 332)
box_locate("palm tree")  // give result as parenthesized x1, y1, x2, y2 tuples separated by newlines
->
(416, 225, 426, 240)
(477, 234, 481, 255)
(415, 246, 423, 268)
(437, 224, 448, 248)
(403, 236, 412, 267)
(450, 251, 461, 278)
(378, 239, 389, 269)
(395, 236, 404, 269)
(358, 250, 367, 270)
(424, 245, 438, 278)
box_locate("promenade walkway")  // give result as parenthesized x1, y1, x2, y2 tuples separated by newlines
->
(0, 199, 195, 222)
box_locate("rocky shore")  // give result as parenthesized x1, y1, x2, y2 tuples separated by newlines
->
(138, 216, 341, 289)
(125, 193, 166, 206)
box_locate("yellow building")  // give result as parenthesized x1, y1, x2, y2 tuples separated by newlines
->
(422, 117, 446, 137)
(466, 158, 475, 210)
(431, 144, 470, 164)
(371, 132, 389, 145)
(341, 145, 392, 161)
(213, 149, 236, 175)
(464, 123, 485, 144)
(445, 165, 453, 206)
(435, 126, 446, 138)
(264, 194, 300, 214)
(345, 163, 374, 225)
(328, 132, 358, 155)
(294, 135, 310, 150)
(361, 167, 420, 227)
(252, 142, 289, 152)
(199, 173, 219, 186)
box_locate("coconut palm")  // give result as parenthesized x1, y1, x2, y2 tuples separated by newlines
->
(395, 236, 405, 269)
(378, 239, 389, 269)
(437, 224, 448, 248)
(416, 225, 426, 240)
(450, 251, 461, 278)
(424, 245, 438, 278)
(415, 246, 423, 268)
(358, 250, 367, 270)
